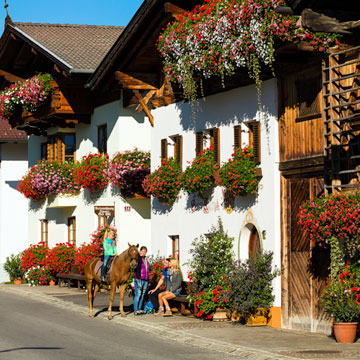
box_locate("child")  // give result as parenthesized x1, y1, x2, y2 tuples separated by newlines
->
(101, 229, 116, 282)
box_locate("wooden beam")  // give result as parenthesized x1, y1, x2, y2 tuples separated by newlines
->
(135, 90, 156, 113)
(164, 2, 186, 20)
(115, 71, 159, 90)
(133, 90, 154, 127)
(0, 69, 24, 83)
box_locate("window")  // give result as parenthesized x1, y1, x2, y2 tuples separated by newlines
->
(296, 75, 321, 122)
(209, 128, 220, 164)
(170, 135, 183, 169)
(245, 121, 261, 164)
(67, 217, 76, 245)
(170, 235, 180, 260)
(98, 215, 107, 227)
(98, 124, 107, 155)
(234, 125, 242, 149)
(64, 134, 76, 162)
(46, 133, 76, 163)
(161, 138, 168, 160)
(196, 132, 204, 156)
(40, 219, 48, 245)
(40, 142, 47, 160)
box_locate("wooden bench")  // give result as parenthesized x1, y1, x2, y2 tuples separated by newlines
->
(56, 265, 86, 289)
(170, 281, 198, 316)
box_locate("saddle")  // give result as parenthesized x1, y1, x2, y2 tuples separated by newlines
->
(95, 256, 116, 278)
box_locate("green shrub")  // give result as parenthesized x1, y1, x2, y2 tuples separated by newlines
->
(4, 253, 25, 280)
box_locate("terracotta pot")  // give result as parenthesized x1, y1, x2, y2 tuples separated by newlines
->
(246, 308, 268, 326)
(213, 308, 230, 322)
(334, 322, 358, 343)
(13, 278, 22, 285)
(49, 280, 56, 286)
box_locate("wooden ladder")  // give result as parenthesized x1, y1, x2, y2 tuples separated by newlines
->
(322, 45, 360, 193)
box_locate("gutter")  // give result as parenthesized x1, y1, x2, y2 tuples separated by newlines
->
(86, 0, 158, 90)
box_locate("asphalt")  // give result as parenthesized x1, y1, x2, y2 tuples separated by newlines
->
(1, 283, 359, 360)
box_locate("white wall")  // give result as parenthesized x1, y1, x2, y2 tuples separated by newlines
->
(0, 142, 28, 282)
(27, 98, 151, 255)
(150, 79, 281, 306)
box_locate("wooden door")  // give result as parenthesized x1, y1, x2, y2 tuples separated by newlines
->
(249, 227, 261, 258)
(281, 176, 330, 333)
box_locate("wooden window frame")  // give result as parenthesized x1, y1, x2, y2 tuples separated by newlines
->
(40, 142, 48, 160)
(46, 133, 76, 163)
(97, 124, 107, 155)
(169, 235, 180, 260)
(245, 120, 261, 164)
(209, 128, 220, 164)
(64, 133, 76, 163)
(67, 217, 76, 245)
(234, 125, 242, 149)
(40, 219, 48, 246)
(295, 74, 322, 122)
(161, 138, 168, 160)
(170, 134, 183, 169)
(98, 215, 108, 228)
(196, 132, 204, 156)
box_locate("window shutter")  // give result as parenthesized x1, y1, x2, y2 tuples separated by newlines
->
(234, 125, 241, 149)
(252, 122, 261, 164)
(196, 132, 204, 156)
(211, 128, 220, 164)
(161, 138, 168, 160)
(175, 135, 183, 169)
(57, 136, 65, 163)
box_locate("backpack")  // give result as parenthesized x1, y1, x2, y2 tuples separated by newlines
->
(144, 300, 154, 314)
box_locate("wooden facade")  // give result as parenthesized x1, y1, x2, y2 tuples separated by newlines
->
(279, 43, 360, 332)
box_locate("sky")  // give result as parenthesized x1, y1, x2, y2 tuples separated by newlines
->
(0, 0, 144, 29)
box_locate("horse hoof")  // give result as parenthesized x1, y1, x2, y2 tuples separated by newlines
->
(89, 314, 94, 318)
(121, 313, 127, 318)
(108, 315, 113, 320)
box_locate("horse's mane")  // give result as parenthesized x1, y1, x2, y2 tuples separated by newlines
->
(117, 246, 137, 262)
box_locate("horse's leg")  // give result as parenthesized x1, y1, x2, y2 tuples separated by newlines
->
(86, 280, 94, 318)
(119, 283, 127, 317)
(92, 282, 100, 309)
(107, 282, 116, 320)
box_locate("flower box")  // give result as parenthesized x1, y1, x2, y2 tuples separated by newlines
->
(47, 193, 80, 208)
(245, 308, 268, 326)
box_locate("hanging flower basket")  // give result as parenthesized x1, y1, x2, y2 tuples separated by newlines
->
(142, 157, 182, 206)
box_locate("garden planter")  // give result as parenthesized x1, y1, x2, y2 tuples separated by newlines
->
(231, 310, 243, 323)
(48, 193, 80, 208)
(333, 322, 358, 343)
(246, 308, 268, 326)
(213, 308, 230, 322)
(49, 280, 56, 286)
(13, 278, 22, 285)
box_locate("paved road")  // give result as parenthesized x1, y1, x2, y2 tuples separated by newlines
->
(0, 291, 237, 360)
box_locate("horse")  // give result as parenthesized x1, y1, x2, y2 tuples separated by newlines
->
(84, 243, 139, 319)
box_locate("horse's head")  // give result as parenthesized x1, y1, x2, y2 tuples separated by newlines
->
(127, 243, 139, 269)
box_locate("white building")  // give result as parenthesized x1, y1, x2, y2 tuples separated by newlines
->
(0, 119, 28, 282)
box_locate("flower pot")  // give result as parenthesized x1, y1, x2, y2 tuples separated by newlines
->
(231, 310, 243, 322)
(49, 280, 56, 286)
(246, 308, 268, 326)
(333, 322, 358, 343)
(213, 308, 230, 322)
(13, 278, 22, 285)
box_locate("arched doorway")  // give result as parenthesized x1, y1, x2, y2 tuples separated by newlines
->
(248, 225, 261, 258)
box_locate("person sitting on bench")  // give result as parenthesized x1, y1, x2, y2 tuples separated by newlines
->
(101, 229, 116, 282)
(155, 259, 182, 317)
(148, 257, 171, 311)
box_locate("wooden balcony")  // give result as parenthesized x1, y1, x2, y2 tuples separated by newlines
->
(10, 80, 92, 134)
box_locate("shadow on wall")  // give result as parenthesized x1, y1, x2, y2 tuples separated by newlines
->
(125, 198, 151, 219)
(5, 180, 19, 191)
(29, 198, 46, 212)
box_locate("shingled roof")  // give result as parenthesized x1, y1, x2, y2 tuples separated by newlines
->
(0, 118, 27, 141)
(13, 22, 125, 71)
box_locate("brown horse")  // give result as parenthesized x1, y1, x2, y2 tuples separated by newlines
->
(84, 243, 139, 319)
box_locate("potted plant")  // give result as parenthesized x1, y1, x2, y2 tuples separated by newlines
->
(217, 147, 260, 197)
(142, 157, 182, 206)
(321, 261, 360, 343)
(3, 253, 25, 284)
(182, 147, 217, 197)
(107, 148, 150, 197)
